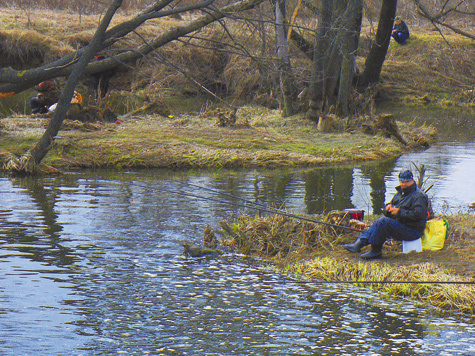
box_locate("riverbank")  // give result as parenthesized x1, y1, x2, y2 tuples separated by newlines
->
(217, 212, 475, 314)
(0, 107, 435, 170)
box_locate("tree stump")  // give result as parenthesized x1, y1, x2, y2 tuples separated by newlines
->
(374, 114, 407, 145)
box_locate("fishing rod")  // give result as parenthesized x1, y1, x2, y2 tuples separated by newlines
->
(291, 279, 475, 285)
(133, 181, 366, 232)
(182, 181, 285, 213)
(263, 277, 475, 286)
(181, 181, 366, 232)
(242, 276, 475, 285)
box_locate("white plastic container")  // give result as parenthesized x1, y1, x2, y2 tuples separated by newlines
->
(402, 238, 422, 253)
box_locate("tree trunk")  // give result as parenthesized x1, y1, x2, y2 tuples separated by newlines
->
(307, 0, 333, 122)
(307, 0, 362, 121)
(288, 30, 313, 60)
(275, 0, 298, 117)
(309, 0, 333, 100)
(336, 0, 362, 116)
(28, 0, 124, 165)
(359, 0, 397, 87)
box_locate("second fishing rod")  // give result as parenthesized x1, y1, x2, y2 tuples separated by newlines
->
(133, 181, 366, 233)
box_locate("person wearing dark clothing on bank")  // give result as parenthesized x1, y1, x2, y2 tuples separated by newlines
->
(91, 55, 117, 101)
(29, 80, 60, 114)
(343, 170, 428, 260)
(392, 16, 410, 44)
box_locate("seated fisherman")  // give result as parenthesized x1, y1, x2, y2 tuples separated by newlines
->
(343, 170, 428, 260)
(29, 80, 61, 114)
(392, 16, 410, 44)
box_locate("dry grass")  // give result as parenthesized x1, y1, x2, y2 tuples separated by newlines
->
(0, 7, 183, 68)
(0, 29, 67, 65)
(219, 214, 352, 260)
(294, 257, 475, 313)
(0, 106, 435, 170)
(1, 6, 474, 112)
(381, 32, 475, 103)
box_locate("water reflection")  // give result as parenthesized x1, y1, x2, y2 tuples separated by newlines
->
(383, 104, 475, 143)
(386, 143, 475, 214)
(1, 144, 475, 355)
(206, 143, 475, 216)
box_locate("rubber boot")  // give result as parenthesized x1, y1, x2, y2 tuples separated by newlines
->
(360, 244, 383, 260)
(343, 236, 369, 253)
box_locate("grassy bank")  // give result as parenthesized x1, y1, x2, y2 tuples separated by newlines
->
(218, 213, 475, 314)
(1, 7, 472, 170)
(0, 107, 434, 170)
(0, 8, 473, 171)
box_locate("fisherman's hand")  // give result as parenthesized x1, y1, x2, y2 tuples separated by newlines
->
(387, 206, 400, 215)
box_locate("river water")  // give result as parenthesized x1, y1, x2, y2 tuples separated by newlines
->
(1, 143, 475, 355)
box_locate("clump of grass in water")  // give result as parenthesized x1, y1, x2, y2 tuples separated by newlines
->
(219, 213, 351, 260)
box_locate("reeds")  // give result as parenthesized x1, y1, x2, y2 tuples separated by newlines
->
(2, 151, 61, 174)
(3, 151, 36, 173)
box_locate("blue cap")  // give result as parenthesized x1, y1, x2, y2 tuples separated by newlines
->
(398, 170, 414, 182)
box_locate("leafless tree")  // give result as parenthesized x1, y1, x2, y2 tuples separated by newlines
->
(274, 0, 299, 116)
(359, 0, 397, 87)
(306, 0, 363, 122)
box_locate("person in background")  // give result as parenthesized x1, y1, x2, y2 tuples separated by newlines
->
(91, 55, 117, 102)
(343, 170, 428, 260)
(392, 16, 410, 44)
(29, 80, 60, 114)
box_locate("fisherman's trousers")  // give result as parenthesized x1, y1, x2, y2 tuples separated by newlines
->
(358, 216, 423, 246)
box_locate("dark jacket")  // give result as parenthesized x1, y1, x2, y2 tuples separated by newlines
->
(393, 21, 410, 38)
(384, 183, 428, 232)
(34, 80, 60, 107)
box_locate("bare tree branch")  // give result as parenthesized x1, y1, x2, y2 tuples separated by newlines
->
(1, 0, 265, 96)
(413, 0, 475, 40)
